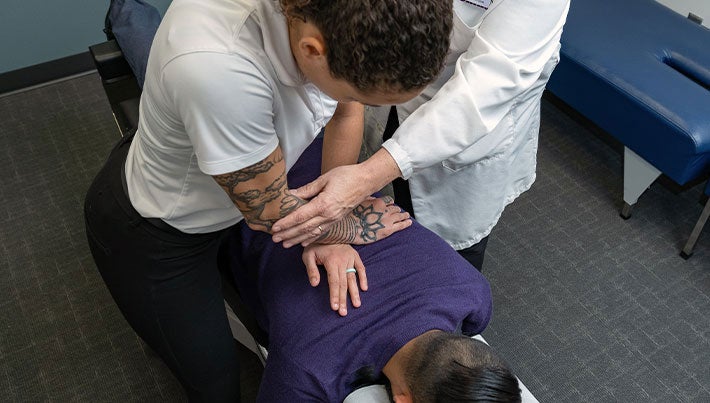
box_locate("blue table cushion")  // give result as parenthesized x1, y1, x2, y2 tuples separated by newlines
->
(548, 0, 710, 185)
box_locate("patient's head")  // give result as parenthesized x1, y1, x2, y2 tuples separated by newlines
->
(405, 332, 522, 403)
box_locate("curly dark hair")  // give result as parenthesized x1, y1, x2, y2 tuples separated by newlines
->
(279, 0, 453, 92)
(406, 333, 522, 402)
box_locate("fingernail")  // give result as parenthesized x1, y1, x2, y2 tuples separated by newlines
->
(273, 236, 282, 242)
(273, 226, 281, 232)
(310, 277, 318, 286)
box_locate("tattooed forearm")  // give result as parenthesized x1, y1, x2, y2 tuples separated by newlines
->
(318, 203, 387, 244)
(213, 148, 305, 232)
(280, 194, 304, 216)
(229, 171, 304, 231)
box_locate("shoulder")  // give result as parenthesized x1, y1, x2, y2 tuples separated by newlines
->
(258, 349, 329, 401)
(152, 0, 274, 85)
(161, 50, 272, 97)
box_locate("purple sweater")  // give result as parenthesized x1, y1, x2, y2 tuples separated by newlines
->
(229, 139, 493, 402)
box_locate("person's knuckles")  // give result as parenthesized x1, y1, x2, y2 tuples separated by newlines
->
(327, 276, 338, 287)
(324, 208, 342, 222)
(289, 210, 308, 225)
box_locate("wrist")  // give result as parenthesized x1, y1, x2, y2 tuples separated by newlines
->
(360, 148, 402, 194)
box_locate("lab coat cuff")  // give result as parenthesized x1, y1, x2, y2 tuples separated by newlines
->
(382, 139, 413, 180)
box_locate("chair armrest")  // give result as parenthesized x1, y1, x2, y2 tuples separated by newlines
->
(89, 39, 142, 136)
(89, 39, 134, 83)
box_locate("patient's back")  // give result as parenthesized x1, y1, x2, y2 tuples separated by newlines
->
(228, 139, 493, 401)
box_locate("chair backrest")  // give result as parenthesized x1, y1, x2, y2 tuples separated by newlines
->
(106, 0, 162, 87)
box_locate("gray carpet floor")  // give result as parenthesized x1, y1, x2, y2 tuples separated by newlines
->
(0, 73, 708, 402)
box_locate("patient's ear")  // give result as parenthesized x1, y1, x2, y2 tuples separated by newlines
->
(390, 384, 414, 403)
(392, 392, 413, 403)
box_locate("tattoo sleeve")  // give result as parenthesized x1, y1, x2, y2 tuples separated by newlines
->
(213, 147, 306, 232)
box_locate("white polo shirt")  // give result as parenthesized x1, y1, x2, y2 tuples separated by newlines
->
(124, 0, 337, 233)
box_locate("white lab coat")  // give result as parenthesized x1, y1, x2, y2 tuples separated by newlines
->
(369, 0, 570, 250)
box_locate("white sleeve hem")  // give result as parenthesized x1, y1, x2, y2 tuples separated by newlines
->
(198, 136, 280, 176)
(382, 139, 413, 180)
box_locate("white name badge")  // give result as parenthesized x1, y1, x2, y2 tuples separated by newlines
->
(458, 0, 492, 10)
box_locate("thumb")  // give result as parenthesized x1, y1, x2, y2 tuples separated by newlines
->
(302, 251, 321, 287)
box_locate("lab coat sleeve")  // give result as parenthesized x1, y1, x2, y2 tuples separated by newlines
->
(383, 0, 570, 179)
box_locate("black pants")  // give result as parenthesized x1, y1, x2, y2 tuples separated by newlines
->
(457, 236, 489, 272)
(84, 134, 241, 402)
(382, 106, 489, 271)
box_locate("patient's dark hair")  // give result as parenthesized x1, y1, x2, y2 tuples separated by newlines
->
(406, 333, 522, 402)
(279, 0, 453, 93)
